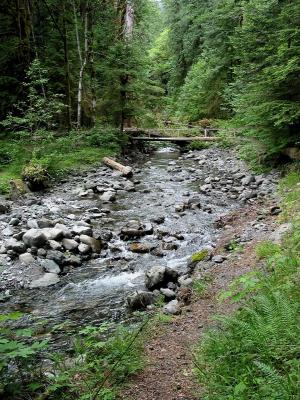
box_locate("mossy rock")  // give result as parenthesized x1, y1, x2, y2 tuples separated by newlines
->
(22, 161, 49, 191)
(191, 249, 210, 263)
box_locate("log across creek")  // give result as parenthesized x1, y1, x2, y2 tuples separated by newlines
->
(102, 157, 133, 177)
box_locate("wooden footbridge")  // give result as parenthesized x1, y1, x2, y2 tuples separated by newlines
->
(124, 126, 220, 144)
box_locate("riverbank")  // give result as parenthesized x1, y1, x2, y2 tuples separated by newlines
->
(0, 127, 126, 194)
(0, 145, 288, 398)
(120, 169, 300, 400)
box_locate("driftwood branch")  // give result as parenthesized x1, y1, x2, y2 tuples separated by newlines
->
(102, 157, 133, 177)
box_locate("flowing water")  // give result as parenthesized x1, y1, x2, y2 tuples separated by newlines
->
(2, 147, 246, 343)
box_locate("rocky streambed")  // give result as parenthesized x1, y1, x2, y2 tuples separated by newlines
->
(0, 147, 279, 343)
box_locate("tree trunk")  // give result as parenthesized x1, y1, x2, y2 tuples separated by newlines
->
(73, 0, 89, 128)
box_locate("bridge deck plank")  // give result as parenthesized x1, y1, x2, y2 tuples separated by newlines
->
(131, 136, 219, 142)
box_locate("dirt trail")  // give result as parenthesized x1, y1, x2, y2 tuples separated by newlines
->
(120, 200, 278, 400)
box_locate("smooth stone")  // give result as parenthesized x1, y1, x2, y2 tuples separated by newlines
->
(40, 259, 60, 274)
(23, 229, 47, 248)
(212, 255, 226, 263)
(42, 228, 64, 241)
(163, 299, 181, 315)
(71, 226, 93, 236)
(49, 240, 63, 251)
(78, 243, 91, 254)
(62, 238, 79, 251)
(19, 253, 35, 264)
(79, 235, 102, 253)
(160, 288, 176, 299)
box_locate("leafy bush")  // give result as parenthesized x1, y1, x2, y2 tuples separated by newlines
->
(85, 126, 128, 150)
(22, 159, 50, 191)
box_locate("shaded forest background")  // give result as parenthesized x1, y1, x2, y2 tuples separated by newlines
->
(0, 0, 299, 180)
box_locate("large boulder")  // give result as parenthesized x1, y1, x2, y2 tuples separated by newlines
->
(145, 265, 166, 290)
(23, 229, 47, 248)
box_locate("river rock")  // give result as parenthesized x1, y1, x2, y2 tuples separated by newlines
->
(145, 265, 166, 290)
(79, 235, 102, 253)
(9, 218, 20, 226)
(49, 240, 63, 251)
(100, 191, 116, 202)
(19, 253, 35, 264)
(2, 226, 14, 237)
(0, 201, 11, 214)
(160, 288, 176, 299)
(178, 276, 193, 287)
(121, 221, 153, 239)
(163, 299, 181, 315)
(46, 250, 65, 266)
(78, 243, 91, 254)
(42, 228, 64, 241)
(129, 242, 156, 253)
(5, 238, 27, 254)
(27, 219, 39, 229)
(30, 273, 60, 289)
(127, 291, 156, 311)
(37, 219, 54, 228)
(212, 255, 226, 263)
(71, 225, 93, 236)
(23, 229, 47, 248)
(62, 238, 79, 251)
(40, 259, 61, 274)
(55, 223, 72, 238)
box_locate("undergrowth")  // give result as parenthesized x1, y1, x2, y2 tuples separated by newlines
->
(0, 126, 126, 195)
(194, 168, 300, 399)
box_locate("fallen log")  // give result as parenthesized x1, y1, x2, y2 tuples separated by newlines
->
(102, 157, 133, 177)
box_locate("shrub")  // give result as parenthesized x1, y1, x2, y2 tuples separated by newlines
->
(21, 159, 49, 191)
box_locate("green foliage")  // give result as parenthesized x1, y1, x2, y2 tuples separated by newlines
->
(45, 323, 145, 400)
(193, 279, 208, 298)
(256, 241, 282, 260)
(0, 126, 120, 195)
(0, 312, 48, 395)
(186, 141, 212, 151)
(1, 59, 65, 132)
(22, 159, 50, 190)
(194, 171, 300, 399)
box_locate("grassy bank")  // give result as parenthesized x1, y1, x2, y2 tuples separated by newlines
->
(194, 168, 300, 399)
(0, 127, 127, 195)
